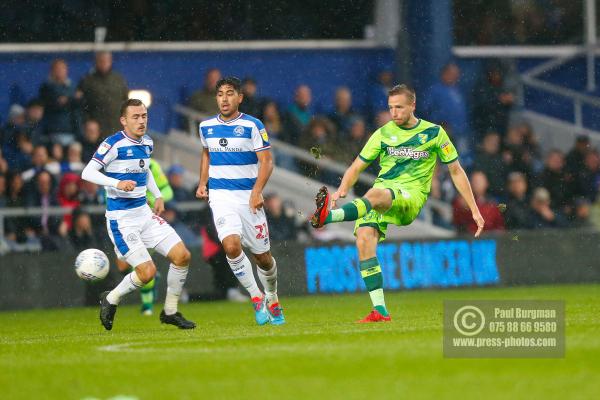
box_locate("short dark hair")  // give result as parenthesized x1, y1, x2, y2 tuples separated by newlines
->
(216, 77, 242, 93)
(388, 84, 416, 103)
(120, 98, 146, 117)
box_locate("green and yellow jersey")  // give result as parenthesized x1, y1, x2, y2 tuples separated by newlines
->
(358, 118, 458, 197)
(354, 118, 458, 237)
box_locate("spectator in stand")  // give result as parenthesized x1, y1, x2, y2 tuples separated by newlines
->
(79, 179, 104, 205)
(539, 149, 572, 212)
(504, 171, 532, 230)
(369, 70, 394, 116)
(77, 51, 129, 137)
(1, 104, 26, 148)
(502, 125, 534, 180)
(188, 68, 221, 116)
(530, 187, 568, 229)
(25, 170, 67, 250)
(69, 209, 98, 250)
(299, 118, 338, 185)
(472, 131, 507, 198)
(570, 197, 595, 230)
(573, 149, 600, 202)
(264, 193, 299, 241)
(50, 142, 64, 165)
(21, 145, 60, 182)
(329, 86, 359, 135)
(471, 60, 515, 138)
(5, 172, 29, 243)
(167, 164, 193, 202)
(263, 101, 296, 171)
(80, 119, 102, 163)
(565, 135, 591, 176)
(23, 100, 45, 145)
(373, 109, 392, 129)
(61, 141, 85, 174)
(453, 171, 505, 234)
(422, 62, 470, 155)
(239, 77, 264, 117)
(283, 84, 313, 145)
(39, 59, 80, 146)
(57, 172, 81, 230)
(341, 117, 368, 164)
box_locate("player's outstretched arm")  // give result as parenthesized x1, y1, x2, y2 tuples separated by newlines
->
(81, 160, 136, 191)
(332, 157, 369, 208)
(447, 160, 485, 237)
(196, 148, 210, 199)
(250, 149, 274, 213)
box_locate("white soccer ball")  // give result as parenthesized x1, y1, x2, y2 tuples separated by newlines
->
(75, 249, 110, 281)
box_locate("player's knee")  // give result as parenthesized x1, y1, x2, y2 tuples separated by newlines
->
(356, 230, 377, 251)
(172, 247, 191, 266)
(222, 237, 242, 258)
(135, 262, 156, 283)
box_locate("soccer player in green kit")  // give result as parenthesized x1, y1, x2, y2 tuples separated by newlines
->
(310, 84, 485, 323)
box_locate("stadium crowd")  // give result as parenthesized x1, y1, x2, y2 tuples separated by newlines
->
(1, 53, 599, 254)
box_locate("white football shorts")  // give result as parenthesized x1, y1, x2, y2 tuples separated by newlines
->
(106, 205, 181, 267)
(210, 201, 271, 255)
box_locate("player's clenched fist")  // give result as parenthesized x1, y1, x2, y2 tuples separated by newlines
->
(196, 184, 208, 200)
(249, 190, 264, 214)
(117, 180, 136, 192)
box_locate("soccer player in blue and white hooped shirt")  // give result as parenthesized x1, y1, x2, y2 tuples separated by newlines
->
(196, 77, 284, 325)
(81, 99, 195, 331)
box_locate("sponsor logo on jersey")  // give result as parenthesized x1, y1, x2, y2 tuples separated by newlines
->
(387, 147, 429, 160)
(125, 167, 144, 173)
(207, 128, 214, 135)
(441, 141, 453, 156)
(233, 126, 245, 136)
(126, 149, 134, 157)
(98, 142, 111, 155)
(219, 138, 228, 147)
(260, 129, 269, 142)
(139, 159, 145, 168)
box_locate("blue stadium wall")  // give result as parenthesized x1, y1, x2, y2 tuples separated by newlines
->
(0, 48, 395, 133)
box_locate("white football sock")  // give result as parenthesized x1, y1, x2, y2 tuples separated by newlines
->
(227, 252, 262, 299)
(107, 271, 143, 305)
(257, 258, 278, 303)
(164, 264, 189, 315)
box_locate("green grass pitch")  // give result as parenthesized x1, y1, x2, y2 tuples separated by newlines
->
(1, 284, 599, 400)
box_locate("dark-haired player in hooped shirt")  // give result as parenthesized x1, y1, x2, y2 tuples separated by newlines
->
(81, 98, 195, 331)
(196, 77, 284, 325)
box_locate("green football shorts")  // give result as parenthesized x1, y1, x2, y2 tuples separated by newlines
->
(354, 179, 427, 241)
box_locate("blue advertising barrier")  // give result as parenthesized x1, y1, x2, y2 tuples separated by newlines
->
(305, 240, 499, 294)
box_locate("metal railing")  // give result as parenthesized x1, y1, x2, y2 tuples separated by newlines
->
(173, 104, 454, 226)
(0, 201, 207, 242)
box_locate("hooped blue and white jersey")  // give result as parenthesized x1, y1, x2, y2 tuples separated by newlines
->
(92, 131, 153, 219)
(199, 113, 270, 204)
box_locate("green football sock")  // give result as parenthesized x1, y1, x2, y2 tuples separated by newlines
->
(359, 257, 389, 316)
(140, 277, 156, 309)
(325, 198, 372, 224)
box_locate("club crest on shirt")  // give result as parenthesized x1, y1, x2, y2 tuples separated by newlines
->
(418, 133, 428, 144)
(233, 126, 245, 136)
(98, 142, 111, 155)
(260, 129, 269, 142)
